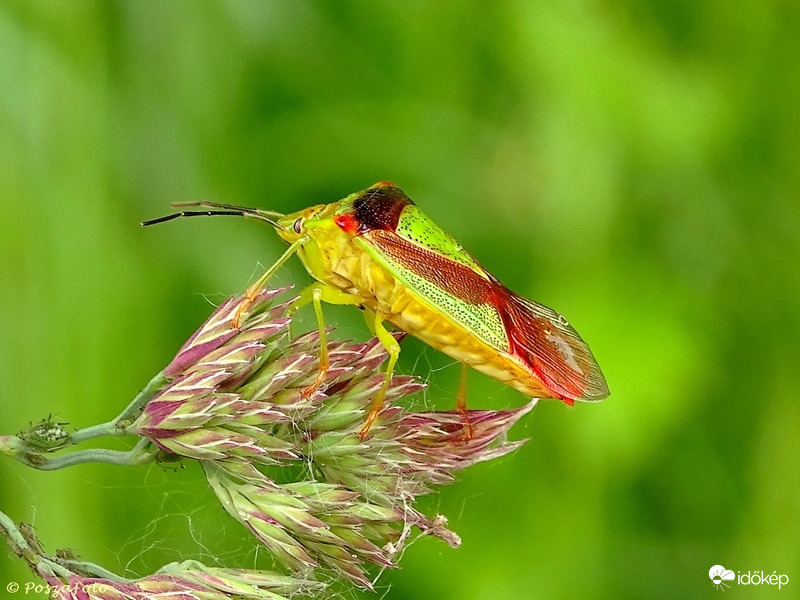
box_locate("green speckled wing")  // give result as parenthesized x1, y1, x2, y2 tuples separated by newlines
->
(394, 205, 486, 274)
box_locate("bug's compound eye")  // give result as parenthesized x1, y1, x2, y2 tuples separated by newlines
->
(292, 218, 303, 234)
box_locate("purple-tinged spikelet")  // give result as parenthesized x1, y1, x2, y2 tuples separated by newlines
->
(129, 286, 533, 589)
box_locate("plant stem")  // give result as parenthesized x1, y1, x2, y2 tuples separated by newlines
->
(1, 373, 166, 471)
(14, 439, 158, 471)
(69, 371, 168, 443)
(0, 510, 73, 578)
(0, 509, 27, 556)
(1, 509, 130, 581)
(58, 559, 131, 582)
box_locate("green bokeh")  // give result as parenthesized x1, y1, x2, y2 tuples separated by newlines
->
(1, 2, 798, 598)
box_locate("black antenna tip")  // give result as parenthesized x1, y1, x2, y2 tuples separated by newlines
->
(140, 214, 180, 227)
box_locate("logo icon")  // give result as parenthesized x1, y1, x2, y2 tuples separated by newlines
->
(709, 565, 736, 591)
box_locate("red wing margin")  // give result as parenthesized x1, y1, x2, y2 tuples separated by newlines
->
(500, 287, 609, 403)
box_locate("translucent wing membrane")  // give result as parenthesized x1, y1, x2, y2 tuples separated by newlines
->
(499, 286, 609, 403)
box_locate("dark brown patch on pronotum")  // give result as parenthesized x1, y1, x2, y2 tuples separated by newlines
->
(351, 183, 413, 233)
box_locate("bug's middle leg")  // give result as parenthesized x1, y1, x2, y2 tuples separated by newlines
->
(291, 282, 362, 397)
(456, 362, 474, 441)
(359, 312, 401, 439)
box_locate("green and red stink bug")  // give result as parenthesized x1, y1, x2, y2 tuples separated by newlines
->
(143, 182, 609, 437)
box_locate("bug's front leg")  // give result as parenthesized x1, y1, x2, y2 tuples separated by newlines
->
(290, 283, 362, 397)
(233, 236, 309, 329)
(359, 312, 401, 439)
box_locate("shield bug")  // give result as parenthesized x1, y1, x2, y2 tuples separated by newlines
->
(143, 182, 609, 437)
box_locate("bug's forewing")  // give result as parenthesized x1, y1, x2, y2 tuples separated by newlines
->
(359, 228, 512, 353)
(498, 285, 610, 402)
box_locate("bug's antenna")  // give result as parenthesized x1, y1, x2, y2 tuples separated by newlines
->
(141, 202, 284, 229)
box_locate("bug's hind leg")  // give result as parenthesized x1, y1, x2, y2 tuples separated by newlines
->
(291, 283, 362, 398)
(359, 312, 400, 439)
(456, 363, 474, 441)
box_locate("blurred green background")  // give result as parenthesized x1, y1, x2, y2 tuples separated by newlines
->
(1, 2, 798, 598)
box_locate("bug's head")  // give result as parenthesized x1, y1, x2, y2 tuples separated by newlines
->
(275, 204, 329, 243)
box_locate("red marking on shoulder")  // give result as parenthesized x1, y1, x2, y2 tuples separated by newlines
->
(373, 180, 398, 189)
(334, 214, 361, 235)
